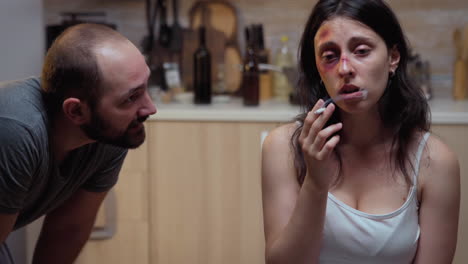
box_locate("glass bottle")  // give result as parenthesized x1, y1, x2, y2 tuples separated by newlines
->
(255, 24, 269, 66)
(273, 35, 294, 101)
(254, 24, 272, 101)
(242, 26, 260, 106)
(193, 26, 211, 104)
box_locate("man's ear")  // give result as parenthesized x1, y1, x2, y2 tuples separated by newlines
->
(389, 45, 401, 73)
(62, 98, 90, 125)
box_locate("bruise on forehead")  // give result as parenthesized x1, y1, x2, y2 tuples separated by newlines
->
(317, 29, 330, 40)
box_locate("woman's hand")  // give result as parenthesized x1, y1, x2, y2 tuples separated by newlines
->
(298, 99, 342, 191)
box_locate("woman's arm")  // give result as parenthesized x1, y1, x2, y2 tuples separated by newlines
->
(413, 135, 460, 264)
(262, 102, 342, 264)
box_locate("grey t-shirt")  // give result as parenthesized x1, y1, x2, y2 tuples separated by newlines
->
(0, 77, 128, 229)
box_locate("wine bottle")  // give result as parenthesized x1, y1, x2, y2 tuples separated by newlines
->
(254, 24, 272, 101)
(242, 26, 260, 106)
(193, 26, 212, 104)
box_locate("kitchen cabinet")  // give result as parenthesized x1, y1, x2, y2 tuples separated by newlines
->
(73, 118, 468, 264)
(75, 120, 278, 264)
(76, 142, 150, 264)
(147, 121, 278, 264)
(144, 122, 468, 264)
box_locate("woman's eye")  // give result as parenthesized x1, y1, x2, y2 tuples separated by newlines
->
(354, 46, 371, 56)
(321, 51, 337, 62)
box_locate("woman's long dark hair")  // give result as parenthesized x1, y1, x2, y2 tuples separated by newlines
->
(292, 0, 430, 185)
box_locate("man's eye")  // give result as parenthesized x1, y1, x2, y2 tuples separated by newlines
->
(125, 94, 139, 104)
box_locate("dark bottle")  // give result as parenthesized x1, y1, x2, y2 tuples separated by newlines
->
(242, 26, 260, 106)
(254, 24, 269, 66)
(193, 26, 211, 104)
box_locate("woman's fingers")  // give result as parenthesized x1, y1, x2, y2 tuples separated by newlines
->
(312, 121, 342, 156)
(308, 103, 335, 141)
(299, 102, 342, 160)
(316, 134, 341, 161)
(299, 99, 325, 143)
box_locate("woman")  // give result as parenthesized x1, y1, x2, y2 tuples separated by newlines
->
(261, 0, 460, 263)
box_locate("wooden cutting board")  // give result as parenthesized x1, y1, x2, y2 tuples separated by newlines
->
(189, 1, 238, 45)
(180, 26, 226, 92)
(187, 0, 242, 93)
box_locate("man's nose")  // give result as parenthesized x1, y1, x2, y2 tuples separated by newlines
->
(139, 91, 157, 117)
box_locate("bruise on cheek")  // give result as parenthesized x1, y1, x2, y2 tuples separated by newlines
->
(318, 61, 336, 73)
(318, 56, 348, 73)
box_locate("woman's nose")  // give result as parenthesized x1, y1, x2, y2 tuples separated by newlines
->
(338, 57, 355, 78)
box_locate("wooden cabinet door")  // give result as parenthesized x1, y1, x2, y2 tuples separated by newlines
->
(76, 142, 150, 264)
(148, 121, 278, 264)
(431, 125, 468, 264)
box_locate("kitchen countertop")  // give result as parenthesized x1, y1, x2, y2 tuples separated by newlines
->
(149, 96, 468, 125)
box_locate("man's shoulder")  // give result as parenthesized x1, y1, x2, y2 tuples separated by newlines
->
(0, 77, 48, 129)
(0, 117, 46, 150)
(0, 77, 42, 105)
(0, 76, 41, 92)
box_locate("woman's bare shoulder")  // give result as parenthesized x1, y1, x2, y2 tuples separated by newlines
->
(420, 132, 460, 189)
(425, 134, 458, 169)
(263, 122, 299, 152)
(262, 122, 300, 178)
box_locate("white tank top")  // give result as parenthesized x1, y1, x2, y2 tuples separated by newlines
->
(319, 132, 430, 264)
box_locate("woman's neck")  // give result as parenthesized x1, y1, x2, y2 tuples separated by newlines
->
(339, 109, 392, 150)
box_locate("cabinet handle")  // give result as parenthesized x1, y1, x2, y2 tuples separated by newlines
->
(89, 189, 117, 240)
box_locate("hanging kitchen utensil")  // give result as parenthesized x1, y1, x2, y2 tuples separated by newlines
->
(169, 0, 183, 53)
(141, 0, 159, 57)
(46, 12, 116, 51)
(158, 0, 172, 48)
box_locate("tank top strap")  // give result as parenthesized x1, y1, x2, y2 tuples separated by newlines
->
(412, 132, 430, 186)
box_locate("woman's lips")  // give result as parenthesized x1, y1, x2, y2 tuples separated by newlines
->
(340, 89, 368, 101)
(339, 84, 361, 94)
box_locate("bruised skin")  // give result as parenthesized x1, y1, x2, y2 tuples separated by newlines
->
(313, 17, 399, 113)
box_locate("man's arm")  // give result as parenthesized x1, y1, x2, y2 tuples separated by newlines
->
(32, 189, 108, 264)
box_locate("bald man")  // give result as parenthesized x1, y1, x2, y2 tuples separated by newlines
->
(0, 24, 156, 263)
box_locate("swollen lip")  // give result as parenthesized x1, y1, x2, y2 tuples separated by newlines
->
(339, 90, 365, 100)
(314, 89, 368, 114)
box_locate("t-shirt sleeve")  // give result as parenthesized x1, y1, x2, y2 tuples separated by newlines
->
(81, 145, 128, 192)
(0, 118, 39, 213)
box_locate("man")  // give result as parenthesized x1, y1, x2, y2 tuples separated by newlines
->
(0, 23, 156, 263)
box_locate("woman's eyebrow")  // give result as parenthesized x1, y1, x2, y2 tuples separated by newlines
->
(348, 36, 375, 46)
(317, 41, 335, 54)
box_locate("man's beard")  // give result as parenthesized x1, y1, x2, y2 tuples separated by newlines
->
(81, 109, 149, 149)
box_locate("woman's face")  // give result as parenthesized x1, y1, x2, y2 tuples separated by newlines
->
(314, 17, 400, 114)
